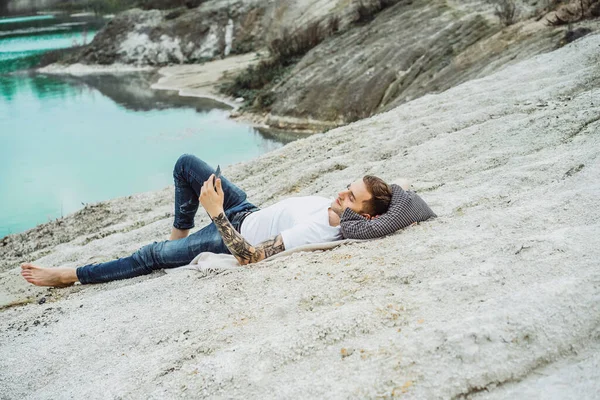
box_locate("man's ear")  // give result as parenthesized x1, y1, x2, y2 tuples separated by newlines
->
(360, 213, 372, 220)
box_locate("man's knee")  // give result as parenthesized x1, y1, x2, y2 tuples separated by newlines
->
(173, 154, 212, 181)
(173, 154, 195, 177)
(132, 241, 164, 273)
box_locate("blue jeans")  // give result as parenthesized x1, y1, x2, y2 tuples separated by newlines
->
(76, 154, 259, 284)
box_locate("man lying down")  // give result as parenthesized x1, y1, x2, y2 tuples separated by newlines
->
(21, 154, 436, 287)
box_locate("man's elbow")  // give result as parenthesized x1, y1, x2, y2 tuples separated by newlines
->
(234, 256, 250, 266)
(235, 254, 264, 266)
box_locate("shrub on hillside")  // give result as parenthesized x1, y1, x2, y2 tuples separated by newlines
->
(165, 7, 186, 20)
(268, 21, 326, 65)
(557, 27, 592, 47)
(137, 0, 202, 10)
(221, 16, 341, 111)
(37, 46, 84, 68)
(230, 37, 255, 55)
(328, 15, 340, 34)
(355, 1, 378, 23)
(489, 0, 519, 26)
(219, 59, 289, 109)
(88, 0, 137, 15)
(353, 0, 401, 24)
(51, 0, 136, 15)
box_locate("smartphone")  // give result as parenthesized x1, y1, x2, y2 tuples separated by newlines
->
(213, 165, 221, 191)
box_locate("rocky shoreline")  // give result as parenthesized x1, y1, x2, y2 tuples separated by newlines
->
(32, 0, 600, 132)
(1, 33, 599, 399)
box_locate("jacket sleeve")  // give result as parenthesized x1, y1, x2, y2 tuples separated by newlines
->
(340, 184, 437, 240)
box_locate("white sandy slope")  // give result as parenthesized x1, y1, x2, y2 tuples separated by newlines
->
(151, 52, 263, 109)
(1, 35, 599, 399)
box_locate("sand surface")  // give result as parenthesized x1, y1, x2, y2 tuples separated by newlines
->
(151, 52, 263, 109)
(1, 35, 599, 399)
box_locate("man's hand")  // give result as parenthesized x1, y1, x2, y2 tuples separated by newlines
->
(199, 174, 225, 218)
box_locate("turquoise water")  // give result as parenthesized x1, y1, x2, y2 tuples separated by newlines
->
(0, 15, 55, 24)
(0, 29, 95, 72)
(0, 12, 102, 72)
(0, 15, 289, 238)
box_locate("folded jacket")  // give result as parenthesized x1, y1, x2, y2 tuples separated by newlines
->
(340, 184, 436, 239)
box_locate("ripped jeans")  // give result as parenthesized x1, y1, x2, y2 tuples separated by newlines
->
(76, 154, 259, 284)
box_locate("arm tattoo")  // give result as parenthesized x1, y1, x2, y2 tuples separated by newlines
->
(212, 213, 286, 265)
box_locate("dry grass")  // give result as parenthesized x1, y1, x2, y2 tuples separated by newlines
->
(353, 0, 401, 24)
(221, 16, 341, 111)
(489, 0, 519, 26)
(268, 20, 329, 65)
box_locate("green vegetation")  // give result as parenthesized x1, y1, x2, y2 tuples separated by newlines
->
(353, 0, 402, 24)
(268, 20, 329, 62)
(138, 0, 202, 11)
(51, 0, 138, 16)
(487, 0, 519, 26)
(88, 0, 137, 15)
(221, 1, 406, 112)
(219, 59, 292, 110)
(220, 18, 339, 111)
(36, 45, 85, 67)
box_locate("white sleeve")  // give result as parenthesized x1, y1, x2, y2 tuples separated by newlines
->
(280, 222, 325, 250)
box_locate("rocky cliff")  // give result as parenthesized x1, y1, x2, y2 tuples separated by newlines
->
(58, 0, 599, 130)
(265, 0, 599, 128)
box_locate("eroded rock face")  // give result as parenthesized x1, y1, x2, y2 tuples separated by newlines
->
(270, 1, 499, 123)
(266, 0, 597, 126)
(73, 0, 350, 66)
(70, 0, 598, 126)
(78, 3, 264, 65)
(546, 0, 600, 25)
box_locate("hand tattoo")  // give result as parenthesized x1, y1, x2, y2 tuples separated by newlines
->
(212, 213, 286, 265)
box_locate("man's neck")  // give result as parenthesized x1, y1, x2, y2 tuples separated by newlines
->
(328, 207, 341, 227)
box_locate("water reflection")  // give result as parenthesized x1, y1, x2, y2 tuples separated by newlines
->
(0, 72, 70, 101)
(30, 73, 68, 95)
(1, 72, 229, 111)
(0, 73, 17, 100)
(72, 72, 232, 113)
(1, 70, 307, 145)
(256, 127, 308, 145)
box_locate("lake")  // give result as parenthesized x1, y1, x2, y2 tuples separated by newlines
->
(0, 13, 292, 238)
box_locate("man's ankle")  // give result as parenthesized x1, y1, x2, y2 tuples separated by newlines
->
(170, 227, 190, 240)
(60, 269, 79, 285)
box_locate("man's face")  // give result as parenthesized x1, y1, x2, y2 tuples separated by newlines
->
(330, 179, 373, 218)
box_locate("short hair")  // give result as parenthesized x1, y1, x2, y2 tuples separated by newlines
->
(361, 175, 392, 216)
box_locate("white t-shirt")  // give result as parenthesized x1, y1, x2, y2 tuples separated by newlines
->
(240, 196, 342, 250)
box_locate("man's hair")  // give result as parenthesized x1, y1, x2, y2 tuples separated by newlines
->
(361, 175, 392, 216)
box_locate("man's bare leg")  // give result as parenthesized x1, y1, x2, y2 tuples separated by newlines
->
(169, 227, 190, 241)
(21, 263, 79, 287)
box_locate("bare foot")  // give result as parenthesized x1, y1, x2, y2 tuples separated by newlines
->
(20, 263, 78, 287)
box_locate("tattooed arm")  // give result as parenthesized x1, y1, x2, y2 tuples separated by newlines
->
(198, 173, 286, 265)
(212, 212, 286, 265)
